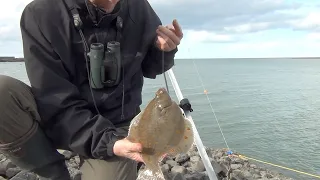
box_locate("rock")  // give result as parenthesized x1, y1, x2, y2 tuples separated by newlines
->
(175, 154, 190, 164)
(219, 163, 230, 175)
(242, 170, 253, 178)
(230, 164, 242, 170)
(69, 169, 81, 180)
(252, 173, 262, 178)
(184, 172, 206, 180)
(232, 169, 242, 175)
(73, 156, 81, 165)
(190, 160, 205, 172)
(161, 164, 170, 173)
(166, 160, 178, 168)
(214, 152, 224, 159)
(230, 175, 243, 180)
(0, 154, 6, 161)
(0, 160, 16, 176)
(172, 173, 187, 180)
(171, 166, 187, 176)
(181, 161, 190, 168)
(10, 171, 37, 180)
(62, 150, 77, 159)
(189, 156, 205, 172)
(190, 156, 201, 163)
(254, 168, 261, 174)
(6, 167, 21, 178)
(260, 170, 267, 177)
(72, 172, 82, 180)
(250, 164, 257, 168)
(231, 157, 243, 164)
(163, 171, 172, 180)
(0, 147, 295, 180)
(210, 158, 223, 174)
(186, 167, 193, 173)
(161, 155, 171, 163)
(187, 150, 198, 157)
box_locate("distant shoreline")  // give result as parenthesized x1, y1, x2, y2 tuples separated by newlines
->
(0, 57, 24, 62)
(0, 56, 319, 62)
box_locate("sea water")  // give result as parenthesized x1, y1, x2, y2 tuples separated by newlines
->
(1, 58, 319, 180)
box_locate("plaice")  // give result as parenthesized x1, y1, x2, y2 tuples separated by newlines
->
(127, 87, 195, 180)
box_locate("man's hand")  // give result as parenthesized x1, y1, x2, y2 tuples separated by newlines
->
(155, 19, 183, 52)
(113, 138, 144, 162)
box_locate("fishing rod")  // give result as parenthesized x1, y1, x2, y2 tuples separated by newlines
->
(165, 69, 219, 180)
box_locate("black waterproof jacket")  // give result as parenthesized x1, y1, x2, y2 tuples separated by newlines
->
(20, 0, 177, 160)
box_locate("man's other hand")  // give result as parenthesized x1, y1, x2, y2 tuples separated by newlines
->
(156, 19, 183, 52)
(113, 138, 144, 162)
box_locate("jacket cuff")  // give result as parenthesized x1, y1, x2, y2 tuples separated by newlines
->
(106, 129, 128, 158)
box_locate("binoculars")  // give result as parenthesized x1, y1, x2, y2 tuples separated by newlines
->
(87, 41, 121, 89)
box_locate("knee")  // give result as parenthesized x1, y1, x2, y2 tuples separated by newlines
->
(0, 75, 36, 143)
(0, 75, 17, 97)
(0, 75, 24, 102)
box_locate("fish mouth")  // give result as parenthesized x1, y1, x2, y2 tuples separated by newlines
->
(155, 88, 172, 110)
(155, 88, 168, 96)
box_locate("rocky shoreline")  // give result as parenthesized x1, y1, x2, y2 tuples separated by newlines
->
(0, 145, 294, 180)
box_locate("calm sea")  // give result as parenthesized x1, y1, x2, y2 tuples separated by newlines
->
(1, 58, 319, 180)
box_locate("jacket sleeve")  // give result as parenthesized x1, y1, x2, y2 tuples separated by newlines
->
(140, 0, 178, 79)
(20, 3, 126, 160)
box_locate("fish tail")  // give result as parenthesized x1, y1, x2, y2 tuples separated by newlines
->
(137, 166, 165, 180)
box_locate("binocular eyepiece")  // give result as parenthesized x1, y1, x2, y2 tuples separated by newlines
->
(87, 41, 121, 89)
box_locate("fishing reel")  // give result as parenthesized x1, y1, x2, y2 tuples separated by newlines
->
(87, 41, 122, 89)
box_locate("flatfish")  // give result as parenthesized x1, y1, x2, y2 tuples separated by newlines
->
(127, 87, 194, 180)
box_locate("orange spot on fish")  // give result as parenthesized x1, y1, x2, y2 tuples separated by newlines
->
(187, 127, 191, 130)
(184, 136, 188, 139)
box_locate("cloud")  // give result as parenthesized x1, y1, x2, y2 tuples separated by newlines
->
(148, 0, 320, 58)
(149, 0, 306, 33)
(0, 0, 320, 58)
(288, 12, 320, 32)
(0, 0, 29, 46)
(183, 30, 236, 44)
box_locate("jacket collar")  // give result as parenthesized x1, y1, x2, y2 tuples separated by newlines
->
(74, 0, 121, 27)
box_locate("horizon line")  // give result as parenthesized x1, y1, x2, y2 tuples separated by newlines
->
(0, 56, 319, 60)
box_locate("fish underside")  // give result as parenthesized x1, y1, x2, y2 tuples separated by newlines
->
(127, 88, 195, 180)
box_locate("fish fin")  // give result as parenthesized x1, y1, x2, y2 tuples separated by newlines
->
(167, 118, 195, 156)
(137, 166, 165, 180)
(127, 110, 143, 142)
(157, 153, 167, 162)
(138, 154, 165, 180)
(129, 110, 143, 128)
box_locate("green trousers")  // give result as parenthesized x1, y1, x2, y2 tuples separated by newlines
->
(0, 75, 137, 180)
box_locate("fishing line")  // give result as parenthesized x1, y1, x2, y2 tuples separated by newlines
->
(188, 48, 230, 150)
(162, 50, 170, 95)
(186, 51, 320, 180)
